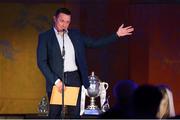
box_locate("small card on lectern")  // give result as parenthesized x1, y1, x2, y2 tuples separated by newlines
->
(50, 86, 80, 106)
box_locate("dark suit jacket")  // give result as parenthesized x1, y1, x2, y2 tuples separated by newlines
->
(37, 28, 119, 92)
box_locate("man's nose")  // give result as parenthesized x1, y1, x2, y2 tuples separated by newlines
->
(62, 24, 66, 28)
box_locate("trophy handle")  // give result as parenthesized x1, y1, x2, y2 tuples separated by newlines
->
(103, 82, 109, 90)
(99, 82, 108, 109)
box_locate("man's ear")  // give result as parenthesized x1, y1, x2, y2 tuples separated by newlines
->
(53, 16, 56, 22)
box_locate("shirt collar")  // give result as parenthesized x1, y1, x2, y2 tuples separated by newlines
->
(53, 27, 68, 35)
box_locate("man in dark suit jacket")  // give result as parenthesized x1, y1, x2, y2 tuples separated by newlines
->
(37, 8, 134, 118)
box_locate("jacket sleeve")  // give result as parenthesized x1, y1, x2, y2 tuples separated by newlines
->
(37, 34, 58, 85)
(80, 32, 120, 48)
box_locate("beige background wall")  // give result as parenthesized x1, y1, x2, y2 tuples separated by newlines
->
(0, 3, 77, 114)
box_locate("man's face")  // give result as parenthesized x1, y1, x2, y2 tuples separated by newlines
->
(53, 13, 71, 32)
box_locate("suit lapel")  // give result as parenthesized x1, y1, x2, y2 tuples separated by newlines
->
(49, 28, 62, 58)
(68, 30, 79, 57)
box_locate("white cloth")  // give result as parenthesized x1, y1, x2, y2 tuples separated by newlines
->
(157, 88, 176, 119)
(99, 82, 108, 107)
(166, 88, 176, 117)
(80, 86, 86, 115)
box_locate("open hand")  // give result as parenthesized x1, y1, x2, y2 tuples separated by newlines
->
(116, 24, 134, 37)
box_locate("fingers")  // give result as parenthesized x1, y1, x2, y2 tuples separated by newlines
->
(125, 26, 132, 29)
(119, 25, 134, 32)
(120, 24, 124, 28)
(125, 27, 134, 32)
(126, 28, 134, 35)
(127, 28, 134, 32)
(55, 81, 66, 93)
(121, 25, 134, 30)
(58, 84, 66, 93)
(58, 88, 62, 93)
(126, 33, 133, 35)
(123, 27, 134, 33)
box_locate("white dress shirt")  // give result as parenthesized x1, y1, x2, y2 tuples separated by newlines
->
(54, 28, 78, 84)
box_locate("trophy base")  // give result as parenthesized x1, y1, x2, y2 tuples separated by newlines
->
(83, 109, 102, 115)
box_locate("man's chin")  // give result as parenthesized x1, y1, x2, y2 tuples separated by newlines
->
(57, 29, 63, 32)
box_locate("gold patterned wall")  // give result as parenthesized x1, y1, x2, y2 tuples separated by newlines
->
(0, 3, 65, 114)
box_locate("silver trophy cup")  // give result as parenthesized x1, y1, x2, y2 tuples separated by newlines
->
(83, 72, 109, 115)
(80, 72, 109, 115)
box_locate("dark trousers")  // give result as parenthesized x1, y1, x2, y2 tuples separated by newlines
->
(47, 71, 82, 119)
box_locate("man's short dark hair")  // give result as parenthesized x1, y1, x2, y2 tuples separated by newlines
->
(55, 8, 71, 17)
